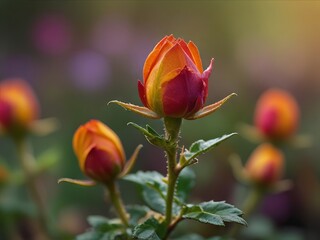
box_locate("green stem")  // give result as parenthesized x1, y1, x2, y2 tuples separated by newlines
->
(106, 181, 129, 227)
(163, 117, 182, 229)
(15, 138, 50, 239)
(229, 187, 264, 238)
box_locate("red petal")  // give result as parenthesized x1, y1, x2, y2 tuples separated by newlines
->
(162, 67, 204, 118)
(138, 80, 148, 107)
(84, 147, 122, 183)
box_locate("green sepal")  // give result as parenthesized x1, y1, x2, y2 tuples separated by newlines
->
(181, 133, 238, 165)
(128, 122, 166, 148)
(133, 217, 166, 240)
(182, 201, 247, 227)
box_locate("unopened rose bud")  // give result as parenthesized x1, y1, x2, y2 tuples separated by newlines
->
(138, 35, 213, 118)
(254, 89, 299, 140)
(245, 143, 284, 186)
(0, 79, 39, 136)
(72, 120, 126, 184)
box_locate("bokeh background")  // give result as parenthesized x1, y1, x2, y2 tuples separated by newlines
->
(1, 1, 320, 239)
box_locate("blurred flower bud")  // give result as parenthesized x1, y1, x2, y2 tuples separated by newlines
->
(254, 89, 299, 140)
(245, 143, 284, 186)
(138, 35, 213, 118)
(73, 120, 126, 184)
(0, 79, 39, 137)
(0, 164, 9, 186)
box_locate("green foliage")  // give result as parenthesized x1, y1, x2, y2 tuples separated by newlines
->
(182, 201, 247, 227)
(76, 216, 127, 240)
(175, 168, 196, 203)
(126, 205, 150, 226)
(133, 217, 166, 240)
(173, 234, 228, 240)
(123, 171, 168, 214)
(128, 122, 165, 147)
(183, 133, 238, 162)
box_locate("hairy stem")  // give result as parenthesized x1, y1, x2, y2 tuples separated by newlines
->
(106, 181, 129, 227)
(163, 117, 182, 231)
(15, 138, 50, 239)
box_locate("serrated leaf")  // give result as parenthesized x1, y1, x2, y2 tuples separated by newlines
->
(128, 122, 165, 147)
(123, 171, 180, 215)
(123, 171, 166, 188)
(182, 201, 247, 227)
(133, 217, 166, 240)
(184, 133, 237, 161)
(176, 168, 196, 203)
(123, 172, 167, 214)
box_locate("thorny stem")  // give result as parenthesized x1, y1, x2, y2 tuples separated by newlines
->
(229, 187, 264, 238)
(106, 181, 129, 227)
(163, 117, 182, 235)
(15, 138, 50, 239)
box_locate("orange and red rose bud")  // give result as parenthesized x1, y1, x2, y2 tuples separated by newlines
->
(254, 89, 299, 141)
(0, 79, 39, 136)
(245, 143, 284, 186)
(73, 120, 126, 184)
(138, 35, 213, 118)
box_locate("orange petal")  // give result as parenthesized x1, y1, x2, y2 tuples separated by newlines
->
(188, 41, 203, 72)
(143, 35, 176, 82)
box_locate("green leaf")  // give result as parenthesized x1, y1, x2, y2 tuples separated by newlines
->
(76, 216, 126, 240)
(123, 172, 167, 214)
(173, 234, 205, 240)
(126, 205, 150, 226)
(87, 216, 123, 231)
(76, 231, 103, 240)
(176, 168, 196, 203)
(128, 122, 165, 147)
(184, 133, 237, 161)
(133, 217, 166, 240)
(123, 171, 180, 215)
(182, 201, 247, 226)
(173, 235, 228, 240)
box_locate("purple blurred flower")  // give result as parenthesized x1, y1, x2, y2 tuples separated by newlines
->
(91, 15, 133, 56)
(69, 50, 111, 91)
(1, 55, 39, 83)
(31, 14, 72, 56)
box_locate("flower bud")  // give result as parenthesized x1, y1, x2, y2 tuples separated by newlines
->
(0, 79, 39, 135)
(254, 89, 299, 140)
(245, 143, 284, 186)
(72, 120, 126, 184)
(138, 35, 213, 118)
(0, 165, 9, 186)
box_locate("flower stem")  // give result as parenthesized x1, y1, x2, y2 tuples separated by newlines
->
(106, 181, 129, 227)
(229, 187, 264, 238)
(15, 138, 50, 239)
(163, 117, 182, 229)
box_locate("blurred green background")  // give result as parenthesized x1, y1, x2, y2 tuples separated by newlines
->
(0, 1, 320, 239)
